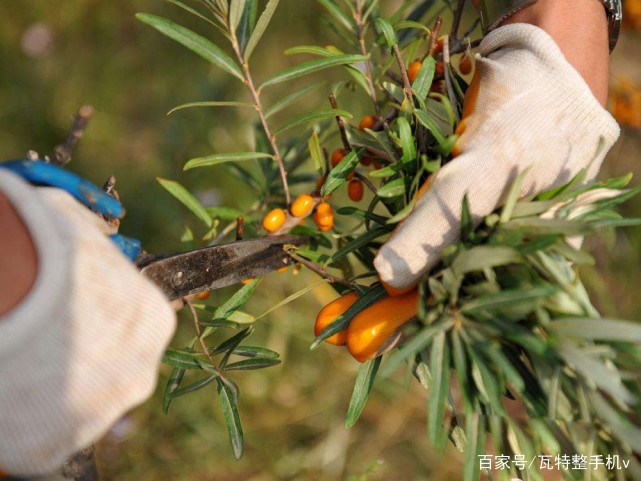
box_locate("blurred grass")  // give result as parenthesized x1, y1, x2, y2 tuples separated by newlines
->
(2, 1, 641, 480)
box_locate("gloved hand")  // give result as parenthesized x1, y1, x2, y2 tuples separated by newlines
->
(0, 169, 176, 476)
(374, 24, 620, 291)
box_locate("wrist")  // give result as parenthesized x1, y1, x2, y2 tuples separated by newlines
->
(502, 0, 609, 106)
(0, 192, 38, 316)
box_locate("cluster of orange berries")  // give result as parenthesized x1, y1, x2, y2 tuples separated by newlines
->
(610, 77, 641, 129)
(315, 288, 419, 363)
(407, 37, 473, 90)
(262, 193, 333, 234)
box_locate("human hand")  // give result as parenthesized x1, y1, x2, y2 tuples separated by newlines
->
(0, 169, 176, 476)
(374, 24, 619, 292)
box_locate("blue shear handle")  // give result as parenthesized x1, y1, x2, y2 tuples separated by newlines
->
(0, 159, 124, 219)
(109, 234, 142, 261)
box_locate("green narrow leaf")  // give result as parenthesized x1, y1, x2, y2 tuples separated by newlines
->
(329, 226, 389, 264)
(549, 318, 641, 342)
(463, 413, 483, 481)
(260, 54, 367, 89)
(232, 346, 280, 359)
(167, 101, 253, 115)
(201, 279, 262, 339)
(308, 131, 325, 175)
(412, 56, 435, 101)
(236, 0, 258, 52)
(451, 246, 522, 276)
(136, 13, 243, 80)
(397, 117, 416, 164)
(460, 285, 560, 314)
(381, 319, 454, 377)
(460, 194, 472, 242)
(317, 0, 355, 33)
(274, 109, 353, 136)
(414, 109, 446, 146)
(321, 149, 361, 196)
(345, 357, 382, 428)
(216, 377, 244, 459)
(224, 358, 281, 371)
(427, 331, 450, 449)
(255, 279, 328, 321)
(377, 178, 406, 198)
(162, 348, 209, 370)
(184, 152, 273, 170)
(163, 367, 186, 413)
(375, 18, 397, 48)
(229, 0, 247, 32)
(500, 168, 530, 223)
(168, 374, 218, 398)
(163, 0, 221, 31)
(157, 177, 213, 227)
(265, 81, 324, 118)
(244, 0, 279, 60)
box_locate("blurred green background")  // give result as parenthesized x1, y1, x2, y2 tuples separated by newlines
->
(2, 1, 641, 479)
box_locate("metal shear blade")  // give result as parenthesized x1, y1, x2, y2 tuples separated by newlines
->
(138, 235, 309, 301)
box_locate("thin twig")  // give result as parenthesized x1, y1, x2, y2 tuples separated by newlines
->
(329, 93, 351, 151)
(442, 35, 460, 117)
(285, 248, 356, 288)
(427, 16, 443, 58)
(230, 37, 290, 205)
(450, 37, 481, 55)
(53, 105, 95, 166)
(354, 3, 380, 117)
(392, 44, 415, 108)
(450, 0, 467, 43)
(354, 171, 377, 195)
(235, 216, 244, 240)
(187, 300, 220, 371)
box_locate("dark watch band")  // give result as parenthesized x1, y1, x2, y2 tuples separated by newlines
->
(478, 0, 623, 53)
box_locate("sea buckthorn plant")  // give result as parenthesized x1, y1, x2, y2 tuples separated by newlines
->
(139, 1, 641, 479)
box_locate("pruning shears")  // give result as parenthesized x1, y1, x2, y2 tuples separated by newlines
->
(0, 159, 309, 300)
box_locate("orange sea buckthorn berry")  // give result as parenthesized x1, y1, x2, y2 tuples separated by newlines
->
(290, 194, 315, 218)
(348, 179, 364, 202)
(373, 160, 383, 170)
(331, 148, 348, 167)
(435, 60, 445, 77)
(459, 52, 473, 75)
(347, 289, 419, 363)
(408, 60, 422, 84)
(314, 292, 359, 346)
(277, 265, 289, 273)
(359, 114, 376, 131)
(262, 208, 286, 233)
(313, 202, 334, 232)
(195, 290, 211, 300)
(433, 36, 445, 55)
(242, 278, 254, 285)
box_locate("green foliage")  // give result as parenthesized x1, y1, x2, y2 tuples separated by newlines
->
(139, 1, 641, 477)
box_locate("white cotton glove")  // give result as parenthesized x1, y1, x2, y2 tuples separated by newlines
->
(375, 24, 620, 291)
(0, 171, 176, 477)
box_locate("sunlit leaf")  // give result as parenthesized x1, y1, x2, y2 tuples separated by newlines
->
(345, 357, 382, 428)
(136, 13, 243, 80)
(244, 0, 279, 59)
(184, 152, 273, 170)
(216, 377, 244, 459)
(167, 101, 253, 115)
(274, 109, 353, 136)
(260, 54, 367, 89)
(157, 177, 213, 227)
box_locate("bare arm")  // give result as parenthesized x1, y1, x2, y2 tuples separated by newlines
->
(473, 0, 610, 105)
(0, 192, 38, 316)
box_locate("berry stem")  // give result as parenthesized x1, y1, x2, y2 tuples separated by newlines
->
(354, 3, 381, 117)
(328, 93, 352, 151)
(230, 39, 291, 205)
(285, 247, 357, 288)
(392, 44, 415, 108)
